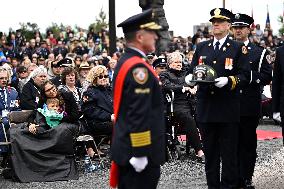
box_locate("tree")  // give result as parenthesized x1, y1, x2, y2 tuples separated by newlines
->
(46, 23, 66, 39)
(19, 22, 40, 41)
(88, 7, 108, 33)
(278, 15, 284, 35)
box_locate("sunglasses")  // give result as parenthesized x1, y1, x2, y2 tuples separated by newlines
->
(98, 75, 109, 79)
(19, 71, 27, 74)
(52, 64, 60, 68)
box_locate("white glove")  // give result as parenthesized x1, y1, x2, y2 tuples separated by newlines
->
(129, 156, 148, 173)
(185, 74, 196, 86)
(215, 77, 228, 88)
(273, 112, 281, 122)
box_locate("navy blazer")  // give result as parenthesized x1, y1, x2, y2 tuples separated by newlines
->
(189, 36, 250, 123)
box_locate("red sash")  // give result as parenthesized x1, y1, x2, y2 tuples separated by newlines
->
(109, 56, 158, 188)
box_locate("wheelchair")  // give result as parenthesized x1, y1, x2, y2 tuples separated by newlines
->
(165, 90, 197, 161)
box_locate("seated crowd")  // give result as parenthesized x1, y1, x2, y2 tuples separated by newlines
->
(0, 22, 276, 182)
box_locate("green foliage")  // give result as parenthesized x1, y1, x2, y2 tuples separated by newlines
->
(278, 15, 284, 35)
(46, 23, 66, 38)
(88, 7, 108, 33)
(19, 22, 40, 41)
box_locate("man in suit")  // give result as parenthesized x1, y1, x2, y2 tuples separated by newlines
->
(110, 9, 165, 189)
(186, 8, 250, 188)
(232, 13, 272, 188)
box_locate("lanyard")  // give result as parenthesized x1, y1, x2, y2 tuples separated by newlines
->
(0, 88, 8, 110)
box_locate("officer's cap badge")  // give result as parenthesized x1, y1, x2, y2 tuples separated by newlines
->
(214, 8, 221, 16)
(235, 14, 240, 19)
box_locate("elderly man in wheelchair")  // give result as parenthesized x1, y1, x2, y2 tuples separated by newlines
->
(159, 52, 205, 163)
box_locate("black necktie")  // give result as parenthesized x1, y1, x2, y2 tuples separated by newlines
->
(214, 41, 220, 56)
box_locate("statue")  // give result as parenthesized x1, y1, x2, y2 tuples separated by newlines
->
(139, 0, 171, 55)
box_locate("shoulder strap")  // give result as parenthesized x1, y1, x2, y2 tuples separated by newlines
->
(113, 56, 158, 122)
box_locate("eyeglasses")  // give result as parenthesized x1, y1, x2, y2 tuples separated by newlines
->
(45, 85, 56, 93)
(98, 75, 109, 79)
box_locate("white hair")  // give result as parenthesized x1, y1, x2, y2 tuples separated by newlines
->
(167, 52, 182, 65)
(30, 65, 47, 78)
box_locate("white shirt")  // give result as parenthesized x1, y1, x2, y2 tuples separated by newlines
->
(244, 39, 249, 46)
(128, 46, 147, 58)
(213, 34, 228, 50)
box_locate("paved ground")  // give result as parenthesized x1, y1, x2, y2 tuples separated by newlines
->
(0, 123, 283, 189)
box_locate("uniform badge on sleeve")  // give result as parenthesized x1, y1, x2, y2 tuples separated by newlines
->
(133, 67, 148, 84)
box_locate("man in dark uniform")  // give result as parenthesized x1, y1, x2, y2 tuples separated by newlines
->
(272, 42, 284, 146)
(110, 9, 165, 189)
(231, 13, 272, 188)
(186, 8, 250, 188)
(152, 57, 167, 75)
(0, 67, 20, 154)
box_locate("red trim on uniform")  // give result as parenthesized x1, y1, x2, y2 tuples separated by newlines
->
(109, 56, 158, 188)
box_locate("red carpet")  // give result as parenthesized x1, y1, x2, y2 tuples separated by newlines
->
(178, 130, 283, 141)
(256, 130, 283, 140)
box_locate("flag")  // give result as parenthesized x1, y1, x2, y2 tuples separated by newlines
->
(266, 4, 270, 26)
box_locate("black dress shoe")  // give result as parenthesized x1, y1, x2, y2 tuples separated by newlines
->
(243, 179, 255, 189)
(197, 155, 205, 164)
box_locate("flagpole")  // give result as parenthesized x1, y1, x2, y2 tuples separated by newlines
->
(283, 1, 284, 24)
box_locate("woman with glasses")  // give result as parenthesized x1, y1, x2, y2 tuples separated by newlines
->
(81, 65, 114, 158)
(39, 80, 80, 124)
(47, 60, 63, 80)
(8, 80, 80, 182)
(10, 66, 29, 93)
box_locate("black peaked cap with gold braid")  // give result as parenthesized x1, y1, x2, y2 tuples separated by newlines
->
(209, 8, 234, 22)
(117, 9, 162, 33)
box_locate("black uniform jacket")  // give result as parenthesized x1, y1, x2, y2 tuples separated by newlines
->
(272, 45, 284, 115)
(240, 42, 272, 117)
(111, 48, 165, 166)
(189, 36, 250, 123)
